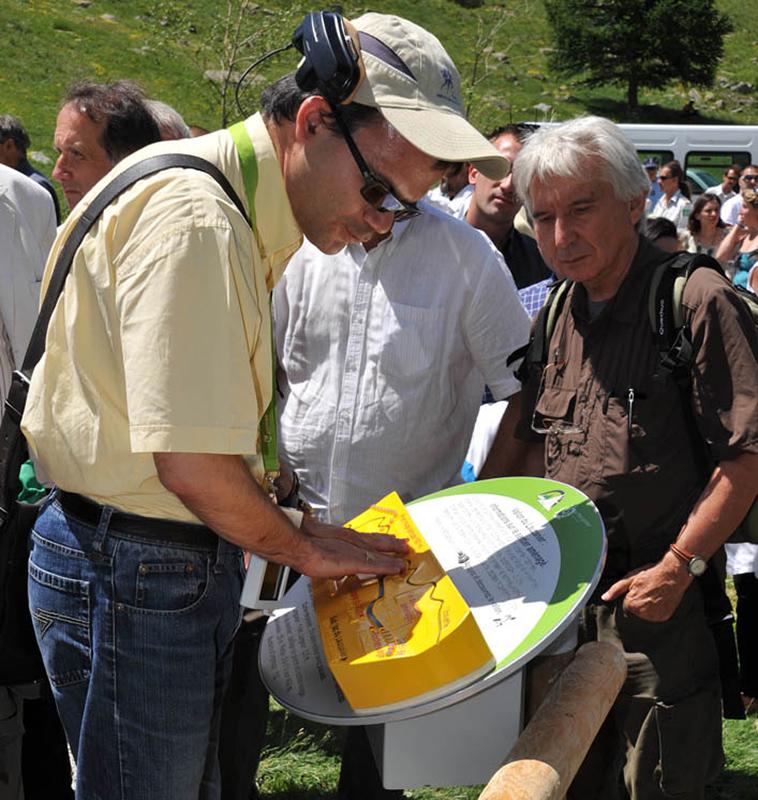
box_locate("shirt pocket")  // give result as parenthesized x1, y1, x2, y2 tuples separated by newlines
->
(534, 384, 576, 428)
(600, 395, 634, 478)
(598, 390, 669, 483)
(380, 303, 445, 381)
(607, 380, 681, 477)
(537, 385, 595, 481)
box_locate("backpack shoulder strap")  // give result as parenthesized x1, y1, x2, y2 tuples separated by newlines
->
(19, 153, 249, 379)
(648, 251, 723, 381)
(647, 251, 726, 486)
(509, 278, 572, 383)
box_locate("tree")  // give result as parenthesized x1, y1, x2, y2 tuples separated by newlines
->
(149, 0, 302, 127)
(463, 11, 515, 120)
(543, 0, 733, 110)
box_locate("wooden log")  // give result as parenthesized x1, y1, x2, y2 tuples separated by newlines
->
(523, 651, 575, 722)
(478, 641, 627, 800)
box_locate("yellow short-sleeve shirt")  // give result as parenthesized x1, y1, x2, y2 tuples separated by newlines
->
(22, 114, 302, 521)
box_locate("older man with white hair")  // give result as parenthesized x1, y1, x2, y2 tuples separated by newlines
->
(482, 116, 758, 800)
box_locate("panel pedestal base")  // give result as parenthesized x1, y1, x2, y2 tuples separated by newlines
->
(367, 670, 523, 789)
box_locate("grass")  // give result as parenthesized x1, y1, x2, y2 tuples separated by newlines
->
(257, 577, 755, 798)
(255, 699, 757, 799)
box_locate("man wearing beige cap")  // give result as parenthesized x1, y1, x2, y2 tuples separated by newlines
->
(21, 11, 507, 800)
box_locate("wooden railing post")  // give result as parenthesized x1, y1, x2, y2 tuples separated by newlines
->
(478, 641, 627, 800)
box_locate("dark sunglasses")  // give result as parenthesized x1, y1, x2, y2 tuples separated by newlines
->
(330, 107, 420, 222)
(658, 174, 675, 181)
(742, 174, 758, 181)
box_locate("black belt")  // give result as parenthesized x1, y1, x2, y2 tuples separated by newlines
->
(57, 491, 218, 548)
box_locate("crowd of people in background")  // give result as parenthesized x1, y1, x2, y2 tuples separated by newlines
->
(643, 156, 758, 291)
(0, 13, 756, 800)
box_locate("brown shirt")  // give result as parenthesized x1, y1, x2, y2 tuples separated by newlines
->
(517, 237, 758, 585)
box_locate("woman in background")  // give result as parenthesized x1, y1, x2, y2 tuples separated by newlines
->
(683, 193, 729, 258)
(716, 188, 758, 289)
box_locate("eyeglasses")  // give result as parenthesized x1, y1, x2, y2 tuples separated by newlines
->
(726, 174, 740, 181)
(742, 174, 758, 182)
(658, 174, 675, 181)
(330, 106, 420, 222)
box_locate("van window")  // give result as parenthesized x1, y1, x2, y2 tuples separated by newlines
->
(637, 150, 674, 169)
(684, 152, 751, 196)
(685, 152, 751, 182)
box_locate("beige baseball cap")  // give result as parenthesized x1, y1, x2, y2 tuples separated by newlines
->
(351, 13, 508, 180)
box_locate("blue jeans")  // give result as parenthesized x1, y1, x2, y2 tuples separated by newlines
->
(28, 495, 244, 800)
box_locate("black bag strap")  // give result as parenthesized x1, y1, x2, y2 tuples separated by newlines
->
(19, 153, 250, 378)
(0, 154, 249, 519)
(509, 278, 572, 384)
(648, 251, 723, 382)
(647, 251, 725, 487)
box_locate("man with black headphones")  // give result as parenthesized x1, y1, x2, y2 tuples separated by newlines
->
(21, 11, 507, 800)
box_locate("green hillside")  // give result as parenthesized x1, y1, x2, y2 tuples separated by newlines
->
(1, 0, 756, 181)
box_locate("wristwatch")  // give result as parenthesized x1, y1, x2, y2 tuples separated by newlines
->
(669, 542, 707, 577)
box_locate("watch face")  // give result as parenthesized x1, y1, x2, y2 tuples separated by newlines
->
(689, 556, 707, 577)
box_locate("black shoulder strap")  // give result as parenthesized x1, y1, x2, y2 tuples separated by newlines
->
(0, 153, 248, 519)
(19, 153, 249, 379)
(509, 279, 572, 383)
(648, 251, 723, 381)
(648, 251, 726, 483)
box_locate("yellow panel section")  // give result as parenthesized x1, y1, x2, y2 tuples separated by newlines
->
(312, 493, 494, 713)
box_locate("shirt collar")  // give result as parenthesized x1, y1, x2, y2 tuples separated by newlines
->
(344, 212, 422, 264)
(571, 235, 669, 325)
(17, 157, 33, 177)
(663, 190, 684, 206)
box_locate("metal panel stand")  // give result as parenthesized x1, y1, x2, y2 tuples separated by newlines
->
(367, 670, 524, 789)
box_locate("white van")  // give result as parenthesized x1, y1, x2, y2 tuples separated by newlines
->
(617, 124, 758, 194)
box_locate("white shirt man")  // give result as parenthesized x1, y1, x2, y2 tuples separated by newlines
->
(652, 189, 691, 229)
(0, 163, 56, 800)
(425, 182, 473, 216)
(651, 190, 692, 231)
(274, 203, 531, 524)
(0, 165, 56, 408)
(705, 166, 741, 205)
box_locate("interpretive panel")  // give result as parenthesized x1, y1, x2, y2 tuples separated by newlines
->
(260, 477, 605, 726)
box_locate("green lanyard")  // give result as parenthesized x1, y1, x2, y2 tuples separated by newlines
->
(227, 121, 279, 481)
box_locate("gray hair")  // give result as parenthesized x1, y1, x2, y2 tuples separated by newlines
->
(513, 116, 649, 213)
(144, 99, 190, 140)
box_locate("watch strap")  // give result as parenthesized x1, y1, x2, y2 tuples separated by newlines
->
(669, 542, 706, 575)
(670, 542, 698, 563)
